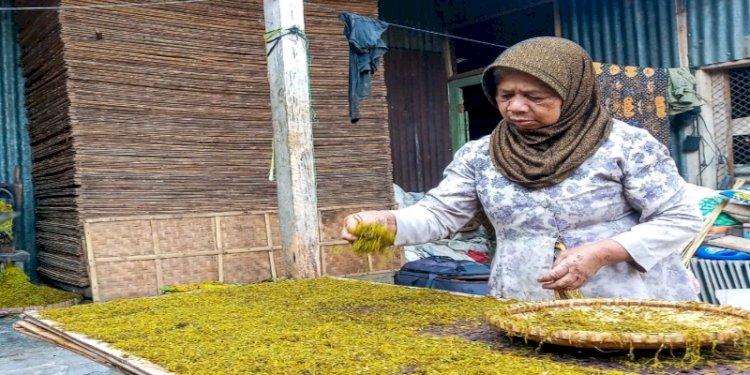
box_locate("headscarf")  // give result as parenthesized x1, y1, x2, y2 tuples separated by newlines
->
(480, 37, 612, 189)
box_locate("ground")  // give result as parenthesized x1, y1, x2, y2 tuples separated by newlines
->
(0, 316, 120, 375)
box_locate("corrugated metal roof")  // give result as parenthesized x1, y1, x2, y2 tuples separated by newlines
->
(687, 0, 750, 67)
(1, 2, 38, 281)
(559, 0, 680, 68)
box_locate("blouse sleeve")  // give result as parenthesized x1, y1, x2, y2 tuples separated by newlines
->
(610, 130, 703, 272)
(391, 144, 480, 246)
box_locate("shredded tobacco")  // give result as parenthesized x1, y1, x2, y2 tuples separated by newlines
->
(39, 279, 750, 375)
(0, 201, 13, 243)
(487, 303, 750, 366)
(41, 278, 616, 374)
(161, 281, 239, 294)
(0, 264, 78, 309)
(350, 222, 395, 255)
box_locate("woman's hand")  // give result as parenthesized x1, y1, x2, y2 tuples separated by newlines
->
(537, 240, 631, 290)
(341, 210, 397, 243)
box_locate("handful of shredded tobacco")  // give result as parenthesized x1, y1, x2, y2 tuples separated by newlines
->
(350, 222, 395, 255)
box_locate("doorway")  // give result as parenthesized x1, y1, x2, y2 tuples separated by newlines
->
(446, 1, 555, 150)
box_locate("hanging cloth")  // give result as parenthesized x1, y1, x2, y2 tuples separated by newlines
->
(338, 12, 388, 123)
(667, 68, 703, 116)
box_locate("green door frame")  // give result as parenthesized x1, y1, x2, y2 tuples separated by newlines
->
(448, 74, 483, 153)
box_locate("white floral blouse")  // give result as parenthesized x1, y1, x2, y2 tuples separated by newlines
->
(392, 120, 702, 301)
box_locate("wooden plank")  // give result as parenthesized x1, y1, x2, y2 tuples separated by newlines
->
(693, 70, 718, 188)
(214, 216, 224, 282)
(82, 222, 100, 302)
(682, 179, 746, 266)
(706, 236, 750, 254)
(150, 219, 164, 293)
(264, 0, 321, 279)
(16, 313, 172, 375)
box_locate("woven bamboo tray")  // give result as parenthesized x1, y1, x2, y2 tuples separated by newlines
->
(486, 299, 750, 350)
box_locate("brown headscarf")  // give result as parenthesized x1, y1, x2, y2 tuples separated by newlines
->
(481, 37, 612, 189)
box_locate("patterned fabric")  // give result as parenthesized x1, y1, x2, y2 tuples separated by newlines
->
(392, 120, 702, 301)
(480, 37, 613, 189)
(594, 63, 671, 147)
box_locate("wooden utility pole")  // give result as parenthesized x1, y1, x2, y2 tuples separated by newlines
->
(263, 0, 321, 279)
(675, 0, 690, 68)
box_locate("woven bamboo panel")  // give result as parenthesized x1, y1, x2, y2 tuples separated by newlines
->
(268, 214, 282, 247)
(224, 252, 273, 284)
(94, 260, 158, 301)
(319, 208, 361, 243)
(152, 218, 215, 255)
(371, 249, 404, 272)
(87, 220, 154, 258)
(161, 255, 219, 287)
(19, 0, 394, 288)
(220, 214, 268, 250)
(84, 206, 400, 301)
(322, 245, 368, 276)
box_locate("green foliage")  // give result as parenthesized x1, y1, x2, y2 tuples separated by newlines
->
(0, 263, 78, 308)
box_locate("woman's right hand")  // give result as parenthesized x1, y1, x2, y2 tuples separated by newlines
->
(341, 210, 397, 243)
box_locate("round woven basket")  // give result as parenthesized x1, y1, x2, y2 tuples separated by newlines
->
(486, 299, 750, 350)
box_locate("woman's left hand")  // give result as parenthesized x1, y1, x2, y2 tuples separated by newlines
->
(537, 240, 631, 290)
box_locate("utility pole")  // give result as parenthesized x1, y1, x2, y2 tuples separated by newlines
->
(263, 0, 321, 279)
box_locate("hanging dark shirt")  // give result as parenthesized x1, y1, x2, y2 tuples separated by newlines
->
(338, 12, 388, 123)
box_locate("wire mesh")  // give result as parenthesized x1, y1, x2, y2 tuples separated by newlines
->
(730, 68, 750, 176)
(711, 71, 732, 180)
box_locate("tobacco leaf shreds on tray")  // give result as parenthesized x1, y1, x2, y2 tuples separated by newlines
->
(39, 279, 750, 375)
(0, 264, 78, 309)
(350, 222, 395, 255)
(41, 279, 610, 375)
(487, 301, 750, 365)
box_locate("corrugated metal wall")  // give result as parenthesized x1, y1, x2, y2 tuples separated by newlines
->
(384, 47, 452, 193)
(380, 0, 453, 192)
(559, 0, 680, 68)
(687, 0, 750, 67)
(0, 2, 37, 280)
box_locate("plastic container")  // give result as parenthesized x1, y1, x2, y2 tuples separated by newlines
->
(695, 245, 750, 261)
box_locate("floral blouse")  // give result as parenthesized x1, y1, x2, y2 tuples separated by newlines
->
(392, 120, 702, 301)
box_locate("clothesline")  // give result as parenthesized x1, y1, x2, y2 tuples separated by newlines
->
(303, 1, 510, 50)
(1, 0, 510, 50)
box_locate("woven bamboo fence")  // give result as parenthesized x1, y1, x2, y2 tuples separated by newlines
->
(16, 0, 395, 290)
(83, 206, 402, 302)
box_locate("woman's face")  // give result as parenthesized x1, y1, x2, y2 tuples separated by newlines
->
(495, 70, 563, 130)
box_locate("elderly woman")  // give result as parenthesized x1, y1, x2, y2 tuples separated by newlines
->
(342, 37, 702, 301)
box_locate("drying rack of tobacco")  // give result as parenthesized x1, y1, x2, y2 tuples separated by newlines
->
(14, 278, 750, 375)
